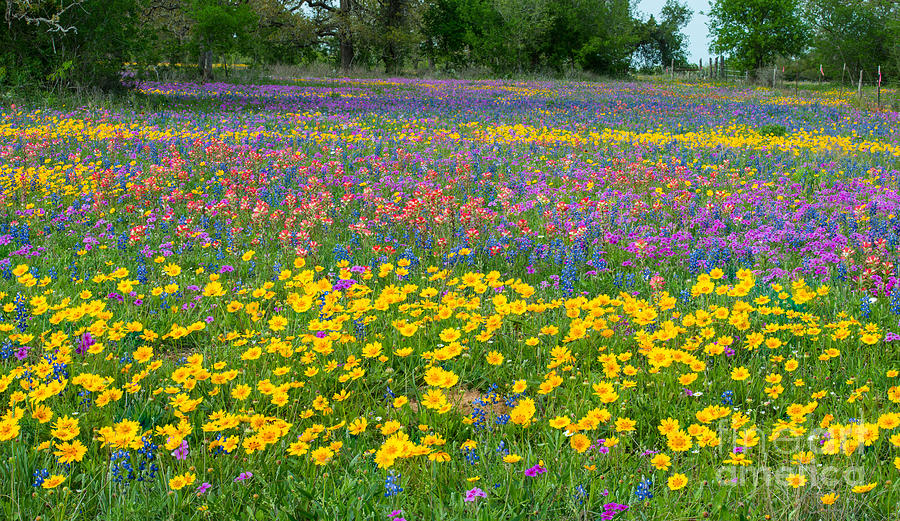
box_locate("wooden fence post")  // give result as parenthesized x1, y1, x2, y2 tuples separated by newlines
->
(877, 66, 881, 109)
(858, 69, 863, 101)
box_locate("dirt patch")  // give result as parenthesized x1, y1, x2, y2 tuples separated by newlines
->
(408, 386, 510, 417)
(157, 339, 200, 362)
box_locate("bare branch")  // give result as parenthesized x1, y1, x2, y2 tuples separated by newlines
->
(286, 0, 337, 12)
(5, 0, 86, 33)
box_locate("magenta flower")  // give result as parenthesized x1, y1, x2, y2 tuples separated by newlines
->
(75, 332, 94, 355)
(464, 487, 486, 502)
(234, 471, 253, 482)
(171, 440, 189, 460)
(524, 464, 546, 477)
(601, 502, 629, 520)
(196, 482, 211, 494)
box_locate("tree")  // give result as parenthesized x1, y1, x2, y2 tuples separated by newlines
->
(378, 0, 408, 74)
(658, 0, 691, 66)
(890, 4, 900, 80)
(422, 0, 648, 75)
(300, 0, 359, 71)
(576, 0, 637, 75)
(243, 0, 318, 65)
(190, 0, 256, 80)
(543, 0, 603, 71)
(337, 0, 355, 70)
(422, 0, 505, 71)
(422, 0, 467, 68)
(140, 0, 193, 68)
(0, 0, 144, 90)
(634, 0, 692, 70)
(492, 0, 553, 72)
(803, 0, 896, 79)
(708, 0, 807, 71)
(364, 0, 423, 74)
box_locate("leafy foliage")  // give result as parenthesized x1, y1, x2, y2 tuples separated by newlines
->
(708, 0, 807, 71)
(0, 0, 143, 90)
(633, 0, 692, 71)
(191, 0, 257, 58)
(803, 0, 899, 79)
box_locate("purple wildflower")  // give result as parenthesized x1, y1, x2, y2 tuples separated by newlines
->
(464, 487, 486, 502)
(600, 502, 629, 520)
(524, 464, 546, 477)
(171, 440, 189, 460)
(76, 332, 94, 355)
(333, 279, 356, 291)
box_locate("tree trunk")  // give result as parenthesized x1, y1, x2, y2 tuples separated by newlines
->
(340, 39, 354, 72)
(382, 0, 403, 75)
(199, 47, 213, 82)
(339, 0, 354, 72)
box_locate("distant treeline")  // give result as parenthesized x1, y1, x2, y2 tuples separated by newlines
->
(708, 0, 899, 84)
(0, 0, 898, 90)
(0, 0, 691, 89)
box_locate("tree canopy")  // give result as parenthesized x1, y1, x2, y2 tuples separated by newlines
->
(803, 0, 896, 77)
(708, 0, 808, 71)
(2, 0, 899, 90)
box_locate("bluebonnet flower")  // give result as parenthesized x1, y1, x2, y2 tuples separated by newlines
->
(860, 295, 871, 319)
(635, 477, 653, 500)
(721, 390, 734, 406)
(14, 293, 28, 333)
(462, 447, 479, 465)
(384, 472, 403, 497)
(32, 469, 50, 488)
(573, 484, 588, 504)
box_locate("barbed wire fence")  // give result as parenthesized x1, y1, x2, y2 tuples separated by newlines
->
(658, 57, 898, 111)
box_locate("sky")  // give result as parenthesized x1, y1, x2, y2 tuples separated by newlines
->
(637, 0, 711, 63)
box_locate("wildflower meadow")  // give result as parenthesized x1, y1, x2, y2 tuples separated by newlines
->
(1, 78, 900, 520)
